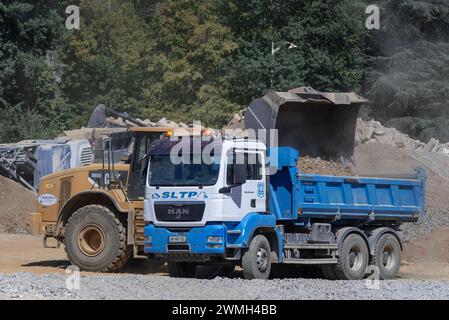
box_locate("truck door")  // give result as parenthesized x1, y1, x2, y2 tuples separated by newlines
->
(222, 149, 266, 220)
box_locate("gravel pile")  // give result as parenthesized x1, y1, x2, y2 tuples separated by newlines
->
(298, 156, 351, 176)
(1, 272, 449, 300)
(353, 144, 449, 241)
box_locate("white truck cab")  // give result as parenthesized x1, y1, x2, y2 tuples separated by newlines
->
(144, 138, 267, 227)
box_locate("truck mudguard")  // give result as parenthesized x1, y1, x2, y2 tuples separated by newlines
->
(224, 212, 279, 248)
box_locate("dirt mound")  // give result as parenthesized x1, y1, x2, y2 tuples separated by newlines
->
(0, 175, 35, 233)
(353, 143, 449, 240)
(401, 228, 449, 279)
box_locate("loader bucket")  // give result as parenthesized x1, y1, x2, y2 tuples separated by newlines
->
(244, 87, 367, 160)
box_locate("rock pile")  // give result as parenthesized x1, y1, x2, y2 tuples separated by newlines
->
(298, 156, 351, 176)
(355, 118, 449, 155)
(105, 116, 190, 128)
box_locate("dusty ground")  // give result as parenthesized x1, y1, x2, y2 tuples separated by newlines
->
(0, 233, 166, 275)
(0, 231, 449, 300)
(0, 231, 448, 280)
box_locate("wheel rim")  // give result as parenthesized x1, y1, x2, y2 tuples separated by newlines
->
(348, 246, 363, 271)
(381, 245, 395, 270)
(256, 247, 269, 272)
(78, 224, 106, 257)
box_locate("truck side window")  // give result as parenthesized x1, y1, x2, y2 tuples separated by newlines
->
(226, 152, 236, 185)
(246, 153, 262, 180)
(226, 152, 262, 184)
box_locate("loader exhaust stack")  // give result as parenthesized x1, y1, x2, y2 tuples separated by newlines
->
(243, 87, 367, 160)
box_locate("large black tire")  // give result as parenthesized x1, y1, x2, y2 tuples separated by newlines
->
(371, 234, 401, 280)
(167, 261, 197, 278)
(64, 205, 130, 272)
(334, 233, 369, 280)
(242, 235, 271, 280)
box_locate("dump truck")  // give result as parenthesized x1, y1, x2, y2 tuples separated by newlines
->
(143, 138, 425, 280)
(142, 89, 426, 280)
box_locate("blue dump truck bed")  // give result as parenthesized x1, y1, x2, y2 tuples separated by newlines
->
(297, 174, 425, 221)
(269, 147, 426, 223)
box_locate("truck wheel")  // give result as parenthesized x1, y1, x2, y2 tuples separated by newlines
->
(167, 261, 197, 278)
(371, 234, 401, 279)
(242, 235, 271, 280)
(64, 205, 130, 272)
(335, 233, 369, 280)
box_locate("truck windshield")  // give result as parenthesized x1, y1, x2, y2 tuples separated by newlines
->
(148, 154, 220, 186)
(147, 138, 222, 186)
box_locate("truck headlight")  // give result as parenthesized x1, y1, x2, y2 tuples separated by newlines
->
(207, 236, 223, 243)
(144, 236, 152, 243)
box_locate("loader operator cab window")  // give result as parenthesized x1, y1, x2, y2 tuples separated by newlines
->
(128, 132, 164, 200)
(132, 134, 157, 182)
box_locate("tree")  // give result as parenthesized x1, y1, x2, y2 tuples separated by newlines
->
(0, 1, 72, 142)
(142, 0, 240, 127)
(61, 0, 151, 126)
(220, 0, 367, 105)
(364, 0, 449, 142)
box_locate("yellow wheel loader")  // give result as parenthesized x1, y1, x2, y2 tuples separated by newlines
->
(26, 127, 174, 271)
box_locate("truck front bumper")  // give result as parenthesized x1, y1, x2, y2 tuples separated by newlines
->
(143, 223, 227, 256)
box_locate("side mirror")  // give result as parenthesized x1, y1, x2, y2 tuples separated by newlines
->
(233, 163, 247, 185)
(120, 153, 132, 163)
(219, 187, 231, 194)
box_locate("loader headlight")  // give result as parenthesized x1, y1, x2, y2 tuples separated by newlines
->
(207, 236, 223, 243)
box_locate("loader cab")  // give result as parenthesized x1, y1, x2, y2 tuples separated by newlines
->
(127, 128, 173, 200)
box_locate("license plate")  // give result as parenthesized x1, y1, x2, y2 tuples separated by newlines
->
(169, 235, 187, 243)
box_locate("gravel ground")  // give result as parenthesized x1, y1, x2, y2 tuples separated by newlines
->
(1, 272, 449, 300)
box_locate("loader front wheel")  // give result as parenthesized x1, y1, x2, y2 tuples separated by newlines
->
(64, 205, 130, 272)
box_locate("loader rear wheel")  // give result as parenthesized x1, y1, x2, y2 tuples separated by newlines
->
(167, 261, 197, 278)
(242, 235, 271, 280)
(334, 233, 369, 280)
(64, 205, 130, 272)
(371, 234, 401, 279)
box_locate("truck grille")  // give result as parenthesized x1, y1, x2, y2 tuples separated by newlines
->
(154, 202, 205, 222)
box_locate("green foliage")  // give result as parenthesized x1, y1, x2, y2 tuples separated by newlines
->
(61, 0, 151, 125)
(141, 0, 239, 127)
(0, 1, 72, 142)
(364, 0, 449, 142)
(2, 0, 448, 144)
(220, 0, 368, 104)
